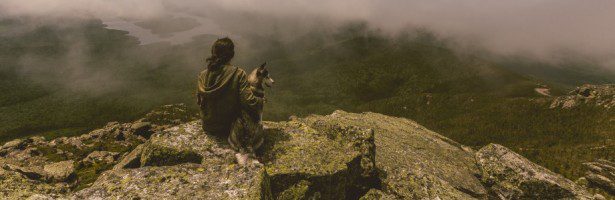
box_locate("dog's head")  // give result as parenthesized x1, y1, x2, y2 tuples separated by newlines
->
(256, 62, 274, 88)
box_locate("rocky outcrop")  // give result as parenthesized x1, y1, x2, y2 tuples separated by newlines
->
(113, 121, 235, 169)
(0, 104, 193, 198)
(0, 167, 70, 199)
(262, 114, 377, 199)
(477, 144, 593, 199)
(43, 160, 75, 182)
(299, 111, 487, 199)
(0, 108, 597, 199)
(74, 163, 270, 199)
(551, 84, 615, 109)
(580, 159, 615, 196)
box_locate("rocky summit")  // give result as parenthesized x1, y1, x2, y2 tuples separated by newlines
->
(0, 106, 607, 199)
(551, 84, 615, 109)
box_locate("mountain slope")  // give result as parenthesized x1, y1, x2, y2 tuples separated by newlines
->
(0, 109, 602, 199)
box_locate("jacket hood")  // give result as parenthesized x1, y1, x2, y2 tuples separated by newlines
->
(198, 65, 238, 98)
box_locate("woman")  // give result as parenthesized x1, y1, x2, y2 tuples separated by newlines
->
(196, 38, 264, 165)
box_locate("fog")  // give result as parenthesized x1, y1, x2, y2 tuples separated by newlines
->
(2, 0, 615, 69)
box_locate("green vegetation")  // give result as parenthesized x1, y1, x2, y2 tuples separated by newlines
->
(0, 18, 204, 142)
(0, 19, 612, 181)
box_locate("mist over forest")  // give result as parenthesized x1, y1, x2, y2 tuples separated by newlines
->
(0, 0, 613, 183)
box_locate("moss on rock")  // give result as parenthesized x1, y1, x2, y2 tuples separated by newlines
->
(299, 110, 487, 199)
(261, 114, 378, 199)
(73, 163, 272, 200)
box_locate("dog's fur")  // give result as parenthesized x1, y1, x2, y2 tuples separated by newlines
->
(229, 62, 273, 154)
(246, 62, 274, 119)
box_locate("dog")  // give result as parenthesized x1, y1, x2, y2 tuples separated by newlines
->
(230, 62, 274, 165)
(246, 62, 274, 120)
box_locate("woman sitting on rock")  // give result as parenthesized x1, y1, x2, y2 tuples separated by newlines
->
(196, 38, 265, 165)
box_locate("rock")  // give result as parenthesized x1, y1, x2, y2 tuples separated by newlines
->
(27, 136, 46, 145)
(43, 160, 75, 182)
(113, 144, 145, 170)
(112, 129, 125, 141)
(73, 163, 271, 199)
(114, 121, 234, 168)
(142, 103, 197, 126)
(261, 113, 378, 199)
(582, 159, 615, 195)
(82, 151, 120, 166)
(26, 194, 57, 200)
(476, 144, 592, 199)
(576, 177, 589, 187)
(593, 194, 606, 200)
(140, 142, 203, 167)
(63, 138, 83, 148)
(275, 180, 310, 200)
(0, 110, 597, 199)
(359, 189, 396, 200)
(0, 168, 69, 199)
(2, 164, 45, 180)
(297, 111, 486, 199)
(2, 139, 25, 150)
(9, 147, 40, 161)
(131, 122, 153, 138)
(551, 84, 615, 109)
(138, 122, 209, 167)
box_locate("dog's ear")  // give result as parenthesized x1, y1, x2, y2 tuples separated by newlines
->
(259, 62, 267, 70)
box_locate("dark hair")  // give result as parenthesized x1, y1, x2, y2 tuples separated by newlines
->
(206, 37, 235, 70)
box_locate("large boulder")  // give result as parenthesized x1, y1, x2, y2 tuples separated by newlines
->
(77, 120, 271, 199)
(476, 144, 593, 199)
(113, 121, 235, 169)
(1, 139, 25, 150)
(297, 111, 487, 199)
(74, 163, 271, 199)
(43, 160, 75, 182)
(261, 115, 377, 199)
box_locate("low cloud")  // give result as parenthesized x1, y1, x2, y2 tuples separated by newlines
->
(2, 0, 615, 69)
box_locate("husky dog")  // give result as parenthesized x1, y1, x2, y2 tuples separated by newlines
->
(246, 62, 274, 119)
(230, 62, 274, 165)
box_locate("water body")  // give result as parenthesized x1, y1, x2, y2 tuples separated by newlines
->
(102, 14, 230, 45)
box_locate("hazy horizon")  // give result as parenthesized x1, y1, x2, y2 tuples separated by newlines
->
(2, 0, 615, 70)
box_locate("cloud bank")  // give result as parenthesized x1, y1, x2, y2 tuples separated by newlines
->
(2, 0, 615, 68)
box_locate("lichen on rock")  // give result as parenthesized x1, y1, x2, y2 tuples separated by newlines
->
(304, 110, 487, 199)
(261, 114, 378, 199)
(477, 143, 593, 199)
(74, 163, 271, 200)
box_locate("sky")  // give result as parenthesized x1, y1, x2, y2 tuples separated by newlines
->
(2, 0, 615, 68)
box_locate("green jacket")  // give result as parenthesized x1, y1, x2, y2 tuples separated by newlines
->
(196, 65, 263, 138)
